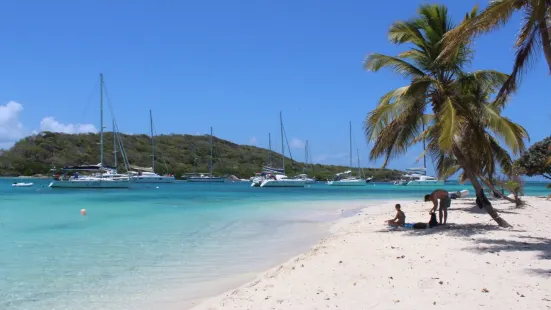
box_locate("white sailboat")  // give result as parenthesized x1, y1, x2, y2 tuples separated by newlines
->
(291, 140, 315, 184)
(130, 110, 175, 183)
(49, 74, 130, 189)
(328, 121, 366, 186)
(188, 127, 226, 183)
(260, 112, 305, 188)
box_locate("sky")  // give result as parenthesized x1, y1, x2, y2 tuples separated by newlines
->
(0, 0, 549, 175)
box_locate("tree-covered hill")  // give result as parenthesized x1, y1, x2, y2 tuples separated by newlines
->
(0, 131, 403, 180)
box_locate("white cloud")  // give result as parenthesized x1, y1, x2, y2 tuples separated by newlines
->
(290, 138, 305, 149)
(39, 117, 97, 134)
(0, 101, 26, 149)
(249, 136, 258, 145)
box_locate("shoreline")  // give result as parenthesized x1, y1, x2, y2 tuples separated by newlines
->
(192, 196, 551, 310)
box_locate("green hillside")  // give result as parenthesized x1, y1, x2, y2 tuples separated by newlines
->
(0, 131, 403, 180)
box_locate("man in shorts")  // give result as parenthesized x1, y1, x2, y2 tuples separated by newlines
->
(424, 189, 451, 225)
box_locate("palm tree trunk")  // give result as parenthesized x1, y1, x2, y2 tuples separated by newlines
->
(466, 171, 512, 228)
(479, 176, 520, 206)
(539, 20, 551, 74)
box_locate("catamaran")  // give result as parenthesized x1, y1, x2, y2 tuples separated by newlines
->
(328, 122, 366, 186)
(259, 112, 305, 188)
(188, 127, 226, 183)
(393, 168, 445, 186)
(49, 74, 131, 189)
(130, 110, 175, 183)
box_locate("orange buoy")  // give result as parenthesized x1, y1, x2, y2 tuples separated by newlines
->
(80, 209, 87, 216)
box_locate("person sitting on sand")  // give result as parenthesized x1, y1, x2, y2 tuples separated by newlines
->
(386, 204, 406, 227)
(425, 189, 451, 225)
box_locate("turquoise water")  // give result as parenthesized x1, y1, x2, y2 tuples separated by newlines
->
(0, 179, 548, 310)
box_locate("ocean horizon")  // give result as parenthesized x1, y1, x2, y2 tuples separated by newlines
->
(1, 178, 548, 309)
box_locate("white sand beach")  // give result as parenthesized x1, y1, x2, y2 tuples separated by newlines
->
(193, 196, 551, 310)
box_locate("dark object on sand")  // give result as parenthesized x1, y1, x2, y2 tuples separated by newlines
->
(412, 213, 438, 229)
(413, 222, 428, 229)
(428, 213, 438, 228)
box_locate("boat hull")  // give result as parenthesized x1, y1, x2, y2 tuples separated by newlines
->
(131, 176, 175, 183)
(49, 179, 130, 188)
(12, 183, 33, 187)
(260, 179, 305, 187)
(187, 177, 226, 183)
(406, 180, 446, 186)
(328, 180, 366, 186)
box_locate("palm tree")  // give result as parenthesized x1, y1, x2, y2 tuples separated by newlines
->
(364, 4, 528, 227)
(441, 1, 551, 99)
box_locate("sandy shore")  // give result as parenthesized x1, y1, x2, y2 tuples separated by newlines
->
(193, 196, 551, 310)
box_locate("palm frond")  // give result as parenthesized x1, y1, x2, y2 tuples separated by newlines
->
(388, 20, 426, 46)
(440, 0, 520, 61)
(496, 5, 542, 101)
(438, 98, 460, 151)
(481, 104, 529, 154)
(364, 53, 425, 78)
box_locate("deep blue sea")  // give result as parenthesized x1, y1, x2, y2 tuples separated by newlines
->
(0, 178, 548, 310)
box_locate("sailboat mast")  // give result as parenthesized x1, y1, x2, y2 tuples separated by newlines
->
(357, 149, 361, 178)
(150, 109, 155, 172)
(113, 120, 117, 169)
(210, 127, 214, 176)
(305, 140, 309, 172)
(349, 121, 352, 171)
(193, 145, 197, 173)
(100, 73, 104, 167)
(280, 111, 285, 175)
(268, 133, 272, 166)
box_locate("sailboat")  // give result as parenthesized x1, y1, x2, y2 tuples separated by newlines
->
(259, 112, 305, 188)
(328, 121, 366, 186)
(188, 127, 226, 182)
(357, 149, 374, 183)
(130, 110, 175, 183)
(49, 74, 130, 188)
(292, 140, 315, 184)
(250, 133, 281, 187)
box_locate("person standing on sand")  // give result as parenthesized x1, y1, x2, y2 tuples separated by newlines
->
(424, 189, 451, 225)
(386, 204, 406, 227)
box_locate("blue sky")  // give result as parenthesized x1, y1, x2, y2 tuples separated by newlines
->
(0, 0, 548, 175)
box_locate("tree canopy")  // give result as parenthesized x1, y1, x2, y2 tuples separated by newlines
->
(515, 136, 551, 180)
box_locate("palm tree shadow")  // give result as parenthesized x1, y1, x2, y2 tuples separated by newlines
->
(526, 268, 551, 277)
(463, 235, 551, 277)
(376, 223, 520, 238)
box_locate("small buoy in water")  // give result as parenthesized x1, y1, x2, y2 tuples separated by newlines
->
(156, 186, 159, 189)
(80, 209, 87, 216)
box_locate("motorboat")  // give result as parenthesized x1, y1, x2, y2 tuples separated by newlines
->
(328, 170, 366, 186)
(292, 173, 315, 184)
(393, 168, 445, 186)
(188, 173, 226, 183)
(260, 174, 306, 187)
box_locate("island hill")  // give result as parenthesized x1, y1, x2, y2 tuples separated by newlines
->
(0, 131, 403, 180)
